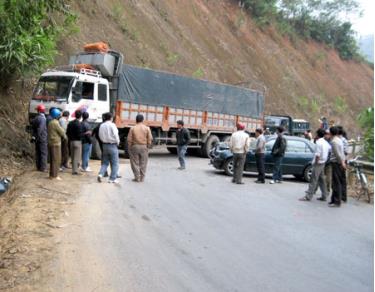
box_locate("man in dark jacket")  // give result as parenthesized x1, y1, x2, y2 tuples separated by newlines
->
(31, 104, 48, 172)
(270, 126, 287, 184)
(67, 110, 83, 175)
(176, 120, 190, 170)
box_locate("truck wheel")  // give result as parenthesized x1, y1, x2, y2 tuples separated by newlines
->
(202, 135, 220, 158)
(303, 164, 313, 182)
(224, 158, 234, 176)
(167, 147, 177, 155)
(91, 137, 102, 160)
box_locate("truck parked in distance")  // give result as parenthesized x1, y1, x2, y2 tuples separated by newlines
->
(265, 115, 310, 136)
(29, 43, 265, 158)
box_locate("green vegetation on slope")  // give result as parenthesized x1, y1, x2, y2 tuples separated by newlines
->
(358, 107, 374, 161)
(238, 0, 362, 60)
(0, 0, 76, 86)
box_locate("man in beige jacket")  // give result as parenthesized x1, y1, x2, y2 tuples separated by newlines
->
(127, 114, 153, 182)
(229, 123, 250, 184)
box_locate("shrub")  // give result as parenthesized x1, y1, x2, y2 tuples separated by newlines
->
(0, 0, 76, 85)
(358, 107, 374, 161)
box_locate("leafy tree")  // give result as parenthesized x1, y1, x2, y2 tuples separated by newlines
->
(239, 0, 278, 25)
(358, 107, 374, 161)
(236, 0, 362, 60)
(0, 0, 76, 85)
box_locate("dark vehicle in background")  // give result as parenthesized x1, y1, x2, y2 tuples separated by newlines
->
(210, 135, 315, 182)
(265, 115, 310, 136)
(292, 119, 310, 136)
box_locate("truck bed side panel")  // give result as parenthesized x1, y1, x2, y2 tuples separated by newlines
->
(118, 65, 264, 118)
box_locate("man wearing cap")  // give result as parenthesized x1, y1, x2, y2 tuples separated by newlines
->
(229, 123, 250, 184)
(31, 104, 48, 172)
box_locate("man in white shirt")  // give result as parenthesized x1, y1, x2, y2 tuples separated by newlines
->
(300, 128, 331, 201)
(97, 112, 120, 183)
(229, 123, 250, 184)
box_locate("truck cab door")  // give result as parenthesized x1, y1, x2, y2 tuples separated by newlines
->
(70, 80, 97, 119)
(96, 83, 110, 122)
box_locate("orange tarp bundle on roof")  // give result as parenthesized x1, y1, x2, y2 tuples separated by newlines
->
(74, 64, 95, 71)
(83, 42, 109, 53)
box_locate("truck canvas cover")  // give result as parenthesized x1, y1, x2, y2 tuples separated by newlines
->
(118, 65, 264, 118)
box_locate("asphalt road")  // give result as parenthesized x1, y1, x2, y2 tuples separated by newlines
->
(49, 149, 374, 292)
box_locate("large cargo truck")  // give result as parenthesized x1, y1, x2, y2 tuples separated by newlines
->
(29, 44, 264, 158)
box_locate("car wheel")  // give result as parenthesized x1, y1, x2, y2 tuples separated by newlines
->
(224, 158, 234, 176)
(303, 164, 313, 182)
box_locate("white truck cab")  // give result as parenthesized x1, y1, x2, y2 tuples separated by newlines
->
(29, 68, 110, 123)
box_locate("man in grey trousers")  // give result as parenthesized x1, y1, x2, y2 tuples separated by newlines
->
(300, 128, 331, 201)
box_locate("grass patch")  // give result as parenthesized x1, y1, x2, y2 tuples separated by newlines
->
(298, 96, 309, 111)
(111, 4, 139, 41)
(192, 67, 205, 79)
(334, 96, 348, 114)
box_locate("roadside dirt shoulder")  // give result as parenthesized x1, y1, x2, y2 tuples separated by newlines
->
(0, 168, 92, 291)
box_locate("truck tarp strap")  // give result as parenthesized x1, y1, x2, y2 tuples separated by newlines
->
(118, 65, 264, 118)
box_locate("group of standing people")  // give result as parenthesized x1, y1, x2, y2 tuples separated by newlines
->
(32, 106, 192, 184)
(229, 124, 286, 185)
(95, 114, 190, 183)
(300, 125, 348, 207)
(31, 105, 93, 180)
(229, 121, 349, 207)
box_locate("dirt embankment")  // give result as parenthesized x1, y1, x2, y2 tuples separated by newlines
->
(0, 169, 92, 291)
(0, 82, 34, 177)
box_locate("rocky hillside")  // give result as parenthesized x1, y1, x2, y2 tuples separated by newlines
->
(55, 0, 373, 136)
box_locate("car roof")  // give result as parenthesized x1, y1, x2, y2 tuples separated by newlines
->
(265, 135, 315, 145)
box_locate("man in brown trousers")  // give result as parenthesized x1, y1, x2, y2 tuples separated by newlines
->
(127, 114, 153, 182)
(48, 108, 68, 180)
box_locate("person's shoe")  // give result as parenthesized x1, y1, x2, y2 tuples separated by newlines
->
(97, 175, 103, 183)
(236, 182, 245, 185)
(117, 175, 122, 178)
(104, 172, 109, 177)
(59, 167, 64, 172)
(317, 197, 326, 201)
(276, 180, 282, 184)
(269, 180, 276, 184)
(55, 176, 62, 181)
(79, 167, 85, 172)
(132, 178, 140, 182)
(178, 167, 186, 170)
(299, 196, 310, 201)
(72, 172, 82, 175)
(255, 180, 265, 184)
(108, 179, 119, 184)
(328, 203, 340, 207)
(84, 167, 93, 172)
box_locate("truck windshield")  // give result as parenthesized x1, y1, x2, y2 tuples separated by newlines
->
(32, 76, 73, 102)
